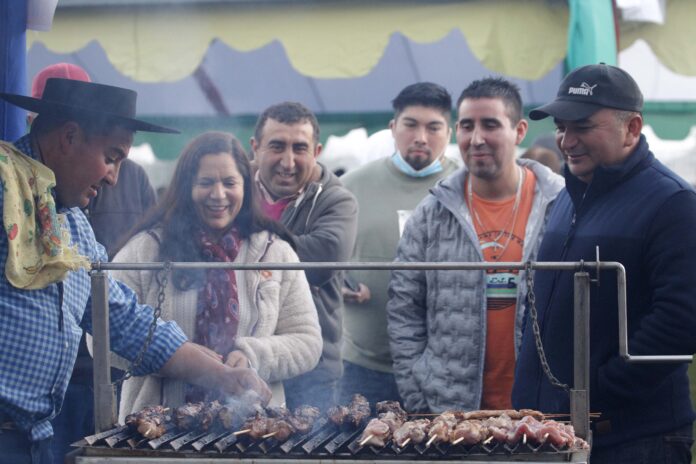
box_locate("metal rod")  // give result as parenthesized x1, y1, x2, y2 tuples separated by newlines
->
(571, 272, 590, 440)
(91, 260, 624, 272)
(614, 262, 692, 363)
(90, 270, 116, 432)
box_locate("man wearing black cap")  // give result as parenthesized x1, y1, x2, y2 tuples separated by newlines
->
(0, 78, 271, 464)
(512, 64, 696, 463)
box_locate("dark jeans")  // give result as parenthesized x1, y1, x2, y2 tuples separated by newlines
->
(50, 383, 94, 464)
(339, 361, 402, 406)
(283, 367, 337, 413)
(590, 424, 693, 464)
(0, 430, 52, 464)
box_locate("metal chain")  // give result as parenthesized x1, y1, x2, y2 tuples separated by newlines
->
(113, 262, 171, 386)
(525, 262, 570, 393)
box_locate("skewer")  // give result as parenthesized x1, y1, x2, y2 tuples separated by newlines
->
(400, 438, 411, 447)
(233, 429, 250, 436)
(426, 435, 437, 447)
(483, 435, 494, 445)
(522, 433, 527, 445)
(452, 437, 464, 445)
(261, 431, 277, 439)
(359, 434, 374, 447)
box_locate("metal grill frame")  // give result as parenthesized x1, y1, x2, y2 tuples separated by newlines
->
(86, 258, 691, 462)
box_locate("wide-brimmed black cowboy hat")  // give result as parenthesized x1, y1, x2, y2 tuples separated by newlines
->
(0, 78, 179, 134)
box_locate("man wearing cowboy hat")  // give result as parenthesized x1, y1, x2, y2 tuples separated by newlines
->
(512, 64, 696, 463)
(0, 78, 271, 464)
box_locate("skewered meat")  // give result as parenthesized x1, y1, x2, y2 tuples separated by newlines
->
(243, 411, 270, 439)
(173, 400, 223, 431)
(464, 408, 544, 421)
(346, 394, 371, 427)
(359, 417, 391, 447)
(266, 418, 296, 441)
(427, 411, 460, 444)
(328, 394, 371, 428)
(327, 405, 349, 426)
(358, 401, 408, 447)
(289, 405, 321, 434)
(375, 401, 407, 420)
(174, 402, 206, 430)
(393, 418, 431, 447)
(125, 405, 171, 439)
(450, 419, 488, 446)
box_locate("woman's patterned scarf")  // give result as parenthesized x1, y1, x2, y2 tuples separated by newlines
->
(186, 226, 241, 402)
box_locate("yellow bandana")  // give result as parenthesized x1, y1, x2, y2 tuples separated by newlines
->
(0, 141, 91, 289)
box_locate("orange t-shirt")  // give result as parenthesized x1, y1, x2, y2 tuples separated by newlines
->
(466, 167, 536, 409)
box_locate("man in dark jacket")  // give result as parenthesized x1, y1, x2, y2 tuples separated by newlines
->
(251, 102, 358, 411)
(512, 63, 696, 463)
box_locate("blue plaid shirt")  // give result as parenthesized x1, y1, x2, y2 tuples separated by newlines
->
(0, 135, 187, 441)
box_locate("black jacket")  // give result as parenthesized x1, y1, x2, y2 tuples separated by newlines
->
(512, 136, 696, 448)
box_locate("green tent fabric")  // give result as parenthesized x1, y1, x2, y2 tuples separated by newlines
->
(566, 0, 617, 71)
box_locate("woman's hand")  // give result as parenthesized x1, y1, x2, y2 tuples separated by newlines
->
(225, 350, 251, 368)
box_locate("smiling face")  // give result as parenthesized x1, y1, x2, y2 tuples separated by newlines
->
(456, 97, 527, 181)
(554, 108, 640, 183)
(191, 152, 245, 236)
(51, 123, 132, 208)
(390, 105, 451, 170)
(251, 118, 321, 200)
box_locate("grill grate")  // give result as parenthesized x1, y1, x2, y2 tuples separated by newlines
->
(76, 421, 584, 461)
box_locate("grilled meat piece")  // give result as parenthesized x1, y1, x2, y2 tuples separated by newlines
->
(327, 405, 349, 427)
(427, 411, 460, 444)
(360, 417, 391, 447)
(464, 408, 543, 421)
(266, 406, 291, 419)
(346, 394, 371, 427)
(200, 400, 222, 431)
(393, 418, 431, 446)
(266, 418, 296, 441)
(125, 405, 172, 439)
(244, 411, 270, 439)
(450, 419, 488, 446)
(174, 402, 207, 430)
(289, 406, 321, 434)
(375, 400, 407, 421)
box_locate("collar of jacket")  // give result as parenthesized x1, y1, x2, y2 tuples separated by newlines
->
(432, 158, 563, 217)
(565, 134, 653, 208)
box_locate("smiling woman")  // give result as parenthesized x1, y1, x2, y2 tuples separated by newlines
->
(105, 131, 322, 420)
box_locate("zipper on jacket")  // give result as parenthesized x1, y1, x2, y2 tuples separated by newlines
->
(250, 236, 275, 336)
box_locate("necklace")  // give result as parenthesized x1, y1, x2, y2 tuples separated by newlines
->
(467, 165, 525, 260)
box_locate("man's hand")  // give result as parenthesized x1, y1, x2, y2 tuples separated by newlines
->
(160, 342, 271, 405)
(225, 350, 250, 368)
(342, 282, 371, 304)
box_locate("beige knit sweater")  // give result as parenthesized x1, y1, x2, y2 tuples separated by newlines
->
(100, 229, 321, 423)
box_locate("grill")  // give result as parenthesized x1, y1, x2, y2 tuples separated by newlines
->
(72, 418, 589, 463)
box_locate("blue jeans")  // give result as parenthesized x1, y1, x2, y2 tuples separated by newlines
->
(283, 368, 337, 413)
(339, 361, 402, 406)
(590, 424, 693, 464)
(0, 430, 52, 464)
(50, 383, 94, 464)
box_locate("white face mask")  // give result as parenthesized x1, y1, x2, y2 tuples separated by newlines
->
(391, 151, 444, 178)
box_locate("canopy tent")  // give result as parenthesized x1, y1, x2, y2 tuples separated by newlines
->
(7, 0, 696, 157)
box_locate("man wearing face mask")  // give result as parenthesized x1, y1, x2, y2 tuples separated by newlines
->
(387, 78, 563, 413)
(338, 83, 459, 405)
